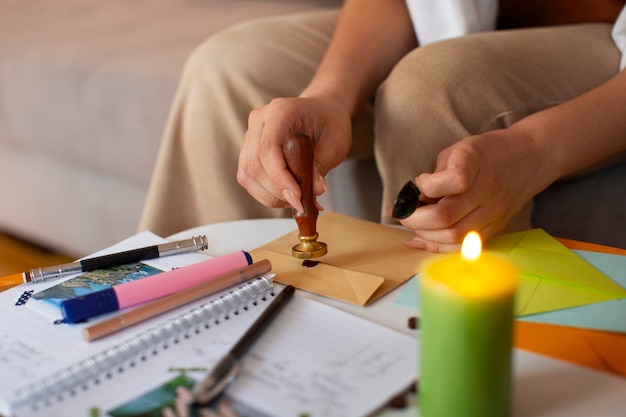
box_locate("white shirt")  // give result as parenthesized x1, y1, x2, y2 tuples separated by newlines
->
(612, 6, 626, 70)
(405, 1, 626, 70)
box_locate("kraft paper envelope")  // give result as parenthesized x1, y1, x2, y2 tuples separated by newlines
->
(515, 321, 626, 377)
(487, 229, 626, 316)
(394, 228, 626, 316)
(250, 212, 433, 306)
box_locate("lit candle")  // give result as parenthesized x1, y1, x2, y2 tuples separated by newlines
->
(419, 231, 518, 417)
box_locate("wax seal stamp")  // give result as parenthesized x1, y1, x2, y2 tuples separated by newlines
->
(283, 133, 327, 259)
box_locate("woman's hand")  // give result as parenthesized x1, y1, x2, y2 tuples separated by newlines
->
(237, 96, 352, 212)
(397, 69, 626, 253)
(397, 127, 552, 253)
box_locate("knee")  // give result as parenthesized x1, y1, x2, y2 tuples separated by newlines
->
(375, 34, 514, 136)
(182, 11, 334, 94)
(181, 20, 276, 89)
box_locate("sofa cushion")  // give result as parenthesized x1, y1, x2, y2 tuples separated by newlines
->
(533, 161, 626, 249)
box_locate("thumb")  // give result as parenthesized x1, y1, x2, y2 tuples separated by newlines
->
(312, 167, 328, 197)
(414, 174, 440, 204)
(418, 166, 471, 198)
(418, 150, 478, 198)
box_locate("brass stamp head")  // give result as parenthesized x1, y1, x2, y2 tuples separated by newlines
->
(292, 233, 327, 259)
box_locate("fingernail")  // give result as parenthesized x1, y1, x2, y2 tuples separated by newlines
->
(282, 189, 304, 214)
(392, 181, 421, 219)
(404, 239, 425, 250)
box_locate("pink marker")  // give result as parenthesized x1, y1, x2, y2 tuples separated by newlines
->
(61, 251, 252, 323)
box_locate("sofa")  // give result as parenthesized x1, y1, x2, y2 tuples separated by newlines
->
(0, 0, 341, 256)
(1, 0, 625, 258)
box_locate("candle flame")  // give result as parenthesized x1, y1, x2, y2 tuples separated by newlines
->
(461, 231, 482, 261)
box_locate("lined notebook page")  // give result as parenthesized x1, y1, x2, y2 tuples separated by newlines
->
(4, 287, 417, 417)
(230, 294, 418, 417)
(12, 286, 277, 417)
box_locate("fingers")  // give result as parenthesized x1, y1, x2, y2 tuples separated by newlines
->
(391, 142, 492, 253)
(407, 156, 482, 234)
(397, 200, 476, 252)
(402, 205, 501, 253)
(416, 145, 478, 199)
(174, 386, 193, 417)
(237, 97, 350, 212)
(161, 386, 193, 417)
(236, 105, 300, 210)
(396, 175, 516, 253)
(312, 171, 328, 201)
(164, 386, 240, 417)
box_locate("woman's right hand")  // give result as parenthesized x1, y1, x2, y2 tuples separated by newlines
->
(237, 96, 352, 212)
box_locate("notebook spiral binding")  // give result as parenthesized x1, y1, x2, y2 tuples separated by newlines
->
(13, 275, 274, 410)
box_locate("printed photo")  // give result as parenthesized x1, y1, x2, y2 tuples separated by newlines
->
(32, 262, 162, 306)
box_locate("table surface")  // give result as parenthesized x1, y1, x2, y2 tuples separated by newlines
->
(169, 218, 626, 417)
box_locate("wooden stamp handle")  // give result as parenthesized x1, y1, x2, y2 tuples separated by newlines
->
(283, 133, 318, 237)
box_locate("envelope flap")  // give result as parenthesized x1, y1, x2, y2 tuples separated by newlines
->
(251, 249, 385, 306)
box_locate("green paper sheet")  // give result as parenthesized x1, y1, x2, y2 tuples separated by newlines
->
(393, 229, 626, 316)
(519, 250, 626, 332)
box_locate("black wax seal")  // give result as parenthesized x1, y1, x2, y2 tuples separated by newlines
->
(392, 181, 421, 219)
(301, 260, 321, 268)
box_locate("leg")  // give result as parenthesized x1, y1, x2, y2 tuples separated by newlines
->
(374, 23, 620, 234)
(139, 11, 340, 237)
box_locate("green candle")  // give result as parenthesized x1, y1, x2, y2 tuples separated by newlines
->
(419, 232, 518, 417)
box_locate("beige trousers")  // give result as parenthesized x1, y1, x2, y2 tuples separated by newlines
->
(139, 10, 619, 237)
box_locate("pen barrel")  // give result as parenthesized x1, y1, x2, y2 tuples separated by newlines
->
(30, 262, 82, 282)
(283, 133, 318, 237)
(158, 235, 208, 256)
(80, 246, 161, 271)
(28, 236, 208, 283)
(192, 285, 295, 406)
(192, 354, 241, 405)
(115, 251, 252, 308)
(231, 285, 295, 358)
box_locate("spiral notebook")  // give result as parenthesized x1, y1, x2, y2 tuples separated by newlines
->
(0, 232, 418, 417)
